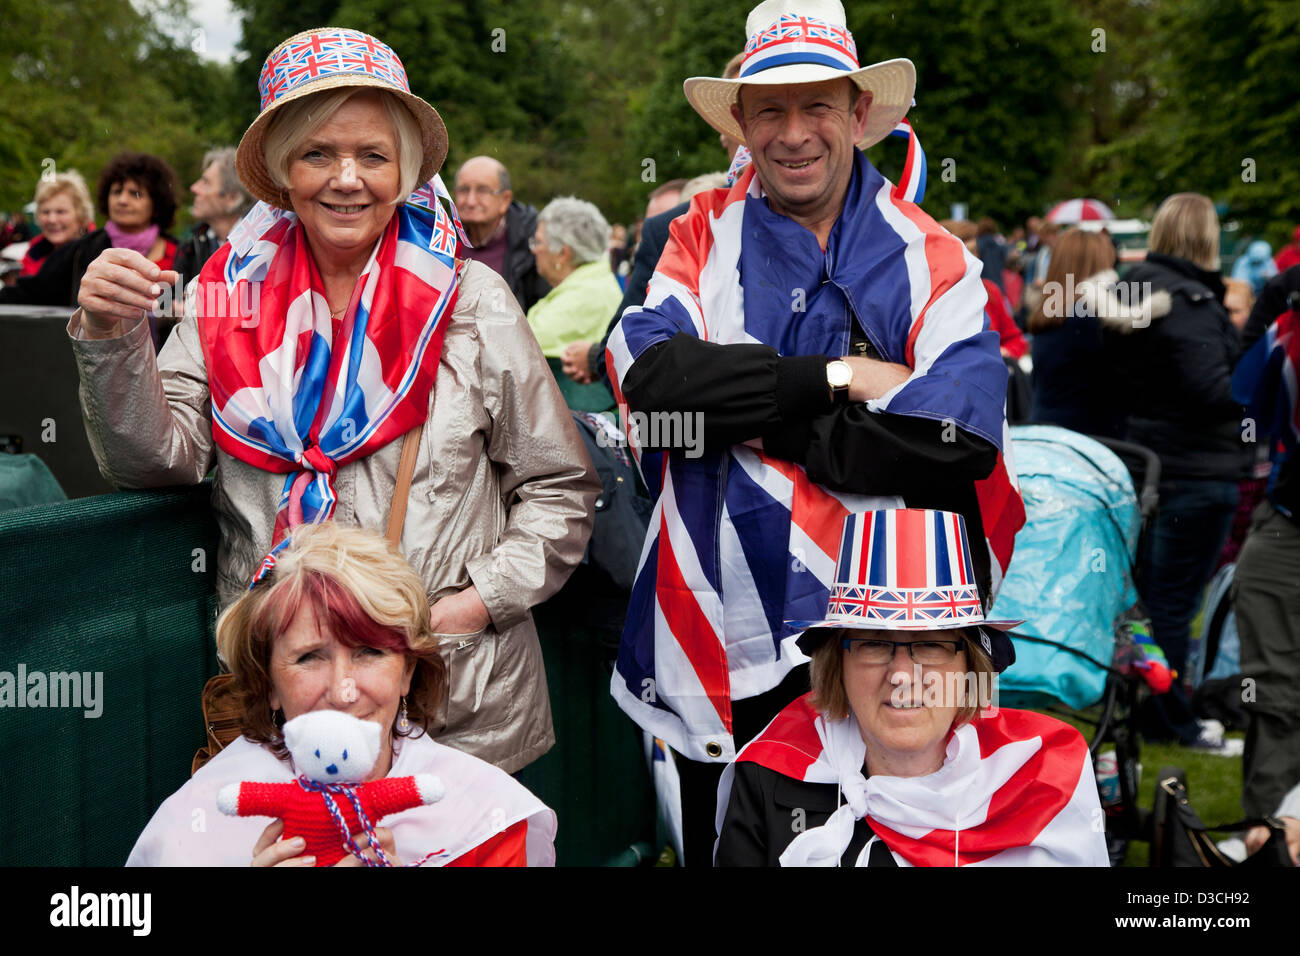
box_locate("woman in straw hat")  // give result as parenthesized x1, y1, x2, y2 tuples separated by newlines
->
(715, 509, 1109, 867)
(66, 27, 598, 775)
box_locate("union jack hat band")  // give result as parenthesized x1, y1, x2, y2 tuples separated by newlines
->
(236, 27, 448, 210)
(790, 508, 1021, 670)
(682, 1, 916, 152)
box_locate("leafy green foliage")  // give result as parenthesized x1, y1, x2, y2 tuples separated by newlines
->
(0, 0, 239, 230)
(3, 0, 1298, 241)
(1088, 0, 1300, 247)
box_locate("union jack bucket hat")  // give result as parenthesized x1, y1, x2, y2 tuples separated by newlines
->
(791, 509, 1021, 671)
(683, 0, 916, 151)
(236, 27, 448, 209)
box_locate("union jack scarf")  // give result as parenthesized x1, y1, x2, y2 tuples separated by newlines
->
(606, 150, 1024, 762)
(716, 694, 1107, 866)
(197, 180, 462, 545)
(1232, 298, 1300, 516)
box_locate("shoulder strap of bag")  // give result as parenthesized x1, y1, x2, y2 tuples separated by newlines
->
(385, 422, 424, 548)
(194, 419, 427, 776)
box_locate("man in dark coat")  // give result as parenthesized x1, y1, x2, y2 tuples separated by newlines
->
(1232, 264, 1300, 818)
(453, 156, 549, 312)
(172, 147, 254, 287)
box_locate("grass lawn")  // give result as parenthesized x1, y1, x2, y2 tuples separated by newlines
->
(1047, 707, 1246, 866)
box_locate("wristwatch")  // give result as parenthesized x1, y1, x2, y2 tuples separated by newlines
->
(826, 359, 853, 404)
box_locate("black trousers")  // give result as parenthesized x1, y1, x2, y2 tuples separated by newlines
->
(673, 663, 810, 867)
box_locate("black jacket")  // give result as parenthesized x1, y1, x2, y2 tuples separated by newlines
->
(1110, 252, 1251, 482)
(588, 200, 689, 388)
(0, 228, 111, 307)
(502, 201, 550, 312)
(716, 761, 897, 866)
(622, 324, 999, 599)
(1237, 264, 1300, 521)
(173, 224, 223, 287)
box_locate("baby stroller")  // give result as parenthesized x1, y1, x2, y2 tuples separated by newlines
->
(989, 425, 1164, 865)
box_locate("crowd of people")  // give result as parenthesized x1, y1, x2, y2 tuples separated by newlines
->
(5, 0, 1299, 868)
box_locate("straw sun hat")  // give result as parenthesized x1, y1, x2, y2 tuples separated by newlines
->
(235, 27, 448, 210)
(683, 0, 916, 151)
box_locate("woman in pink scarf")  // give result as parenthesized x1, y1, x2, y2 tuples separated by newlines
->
(0, 152, 179, 348)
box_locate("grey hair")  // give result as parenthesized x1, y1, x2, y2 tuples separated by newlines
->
(537, 196, 610, 265)
(202, 146, 255, 219)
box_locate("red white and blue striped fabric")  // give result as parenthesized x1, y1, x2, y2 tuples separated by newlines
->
(197, 185, 461, 548)
(1233, 300, 1300, 514)
(258, 29, 409, 112)
(740, 13, 859, 78)
(606, 150, 1025, 762)
(888, 119, 927, 204)
(718, 694, 1108, 866)
(814, 509, 982, 628)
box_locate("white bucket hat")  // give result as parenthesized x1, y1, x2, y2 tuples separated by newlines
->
(683, 0, 916, 151)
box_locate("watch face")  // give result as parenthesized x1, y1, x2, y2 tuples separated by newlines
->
(828, 361, 852, 389)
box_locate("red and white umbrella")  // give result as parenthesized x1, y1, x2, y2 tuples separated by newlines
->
(1046, 198, 1115, 224)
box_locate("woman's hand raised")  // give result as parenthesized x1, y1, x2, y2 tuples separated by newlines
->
(77, 247, 179, 339)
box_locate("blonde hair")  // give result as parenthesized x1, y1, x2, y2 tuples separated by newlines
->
(262, 88, 424, 203)
(808, 628, 995, 725)
(33, 170, 94, 231)
(216, 522, 445, 758)
(1149, 192, 1220, 271)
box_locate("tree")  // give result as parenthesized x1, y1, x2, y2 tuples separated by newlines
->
(0, 0, 235, 224)
(1089, 0, 1300, 246)
(850, 0, 1094, 225)
(625, 0, 747, 199)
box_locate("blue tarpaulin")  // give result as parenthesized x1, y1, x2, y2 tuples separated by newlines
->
(990, 426, 1141, 709)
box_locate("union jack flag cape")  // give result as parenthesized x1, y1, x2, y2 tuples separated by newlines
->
(1233, 299, 1300, 515)
(716, 694, 1107, 866)
(197, 184, 461, 546)
(606, 150, 1024, 761)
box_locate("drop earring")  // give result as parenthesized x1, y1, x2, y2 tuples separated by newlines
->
(398, 696, 411, 733)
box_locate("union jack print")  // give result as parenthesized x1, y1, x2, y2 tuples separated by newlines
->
(740, 13, 860, 77)
(258, 29, 412, 111)
(606, 151, 1025, 762)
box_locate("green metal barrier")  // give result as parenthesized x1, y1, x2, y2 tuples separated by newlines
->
(0, 484, 220, 866)
(0, 484, 656, 866)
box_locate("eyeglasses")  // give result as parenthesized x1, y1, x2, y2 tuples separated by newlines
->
(528, 235, 548, 252)
(841, 637, 965, 666)
(454, 184, 505, 199)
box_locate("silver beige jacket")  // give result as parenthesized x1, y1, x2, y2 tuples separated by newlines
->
(69, 261, 599, 773)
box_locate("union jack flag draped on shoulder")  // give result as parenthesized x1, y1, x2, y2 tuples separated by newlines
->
(606, 150, 1025, 762)
(717, 695, 1108, 866)
(1233, 296, 1300, 515)
(197, 178, 462, 548)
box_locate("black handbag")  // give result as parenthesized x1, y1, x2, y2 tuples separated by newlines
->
(1149, 766, 1294, 867)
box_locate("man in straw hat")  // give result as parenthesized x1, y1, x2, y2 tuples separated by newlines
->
(605, 0, 1025, 865)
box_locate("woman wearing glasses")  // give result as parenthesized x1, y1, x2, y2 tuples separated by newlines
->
(714, 508, 1110, 867)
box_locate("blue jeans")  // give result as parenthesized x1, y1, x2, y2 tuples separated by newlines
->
(1139, 479, 1239, 678)
(1136, 479, 1238, 743)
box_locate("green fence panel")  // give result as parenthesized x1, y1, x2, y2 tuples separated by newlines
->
(0, 484, 219, 866)
(0, 483, 655, 866)
(517, 592, 655, 867)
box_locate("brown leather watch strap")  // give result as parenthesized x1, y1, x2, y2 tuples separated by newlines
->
(385, 423, 424, 547)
